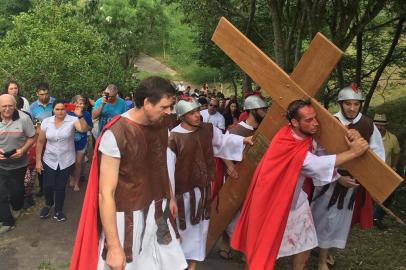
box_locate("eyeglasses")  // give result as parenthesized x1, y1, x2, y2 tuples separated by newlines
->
(209, 104, 218, 108)
(104, 92, 117, 98)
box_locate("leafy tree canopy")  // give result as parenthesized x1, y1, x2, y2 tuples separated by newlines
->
(0, 0, 135, 100)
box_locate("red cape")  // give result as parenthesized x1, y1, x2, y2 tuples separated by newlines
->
(231, 126, 311, 270)
(70, 116, 121, 270)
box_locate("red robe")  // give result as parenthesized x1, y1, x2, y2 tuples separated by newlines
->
(231, 125, 312, 270)
(70, 116, 121, 270)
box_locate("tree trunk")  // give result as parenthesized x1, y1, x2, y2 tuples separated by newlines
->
(356, 31, 362, 86)
(363, 16, 405, 113)
(231, 77, 238, 98)
(243, 74, 253, 92)
(241, 0, 257, 92)
(269, 0, 286, 69)
(336, 62, 345, 89)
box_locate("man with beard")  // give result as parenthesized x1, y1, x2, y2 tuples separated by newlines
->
(29, 82, 55, 123)
(217, 95, 268, 260)
(70, 77, 187, 270)
(167, 97, 253, 270)
(231, 99, 370, 270)
(311, 84, 385, 270)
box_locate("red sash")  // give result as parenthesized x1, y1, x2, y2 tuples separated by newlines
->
(231, 126, 311, 270)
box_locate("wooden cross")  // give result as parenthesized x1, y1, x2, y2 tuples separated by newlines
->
(206, 17, 403, 253)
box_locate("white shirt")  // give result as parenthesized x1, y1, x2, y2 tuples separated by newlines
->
(21, 96, 30, 113)
(98, 112, 131, 158)
(41, 114, 78, 170)
(200, 109, 225, 131)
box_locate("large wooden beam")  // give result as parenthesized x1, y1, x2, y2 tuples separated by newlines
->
(206, 17, 403, 253)
(206, 21, 343, 253)
(212, 17, 401, 202)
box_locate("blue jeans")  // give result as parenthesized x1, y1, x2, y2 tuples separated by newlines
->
(43, 163, 72, 213)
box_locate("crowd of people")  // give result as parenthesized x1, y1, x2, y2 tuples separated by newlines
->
(0, 77, 402, 270)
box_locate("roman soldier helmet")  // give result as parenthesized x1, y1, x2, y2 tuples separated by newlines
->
(243, 95, 267, 110)
(337, 83, 364, 102)
(175, 97, 200, 117)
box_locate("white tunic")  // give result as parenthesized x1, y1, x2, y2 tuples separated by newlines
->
(311, 111, 385, 249)
(278, 140, 337, 258)
(97, 112, 187, 270)
(200, 109, 226, 131)
(167, 124, 245, 261)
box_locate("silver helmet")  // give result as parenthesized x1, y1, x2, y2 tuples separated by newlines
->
(175, 98, 200, 117)
(243, 95, 267, 110)
(337, 83, 364, 101)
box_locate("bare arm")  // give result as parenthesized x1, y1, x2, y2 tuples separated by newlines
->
(222, 159, 239, 179)
(92, 96, 107, 119)
(35, 129, 46, 174)
(73, 107, 89, 133)
(74, 117, 89, 133)
(392, 154, 400, 170)
(98, 154, 126, 270)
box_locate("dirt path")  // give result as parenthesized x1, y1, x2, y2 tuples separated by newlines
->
(134, 53, 178, 77)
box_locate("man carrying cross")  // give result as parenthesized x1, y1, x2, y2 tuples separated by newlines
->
(231, 99, 370, 270)
(311, 84, 385, 270)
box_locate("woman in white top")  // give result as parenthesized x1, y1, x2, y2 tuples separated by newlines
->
(3, 80, 30, 113)
(35, 99, 88, 221)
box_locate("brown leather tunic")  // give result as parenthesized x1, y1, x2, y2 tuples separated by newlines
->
(228, 122, 255, 137)
(168, 123, 215, 229)
(102, 116, 175, 262)
(109, 117, 171, 211)
(319, 115, 374, 210)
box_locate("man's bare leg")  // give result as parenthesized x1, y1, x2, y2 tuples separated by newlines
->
(318, 248, 330, 270)
(292, 250, 310, 270)
(188, 260, 197, 270)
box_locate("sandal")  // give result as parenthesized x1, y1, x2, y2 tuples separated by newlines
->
(218, 248, 233, 260)
(327, 254, 335, 267)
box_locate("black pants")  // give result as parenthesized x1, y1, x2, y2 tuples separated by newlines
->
(38, 172, 43, 193)
(43, 163, 72, 213)
(0, 166, 27, 226)
(374, 193, 394, 221)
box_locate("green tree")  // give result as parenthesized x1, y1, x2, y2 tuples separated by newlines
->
(171, 0, 404, 111)
(0, 0, 31, 37)
(83, 0, 169, 68)
(0, 0, 135, 99)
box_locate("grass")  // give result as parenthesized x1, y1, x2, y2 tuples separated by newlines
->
(310, 190, 406, 270)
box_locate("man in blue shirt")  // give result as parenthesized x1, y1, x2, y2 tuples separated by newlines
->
(29, 82, 55, 123)
(29, 82, 55, 198)
(92, 84, 127, 135)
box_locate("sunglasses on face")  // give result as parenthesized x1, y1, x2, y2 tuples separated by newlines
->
(209, 104, 218, 108)
(104, 92, 117, 98)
